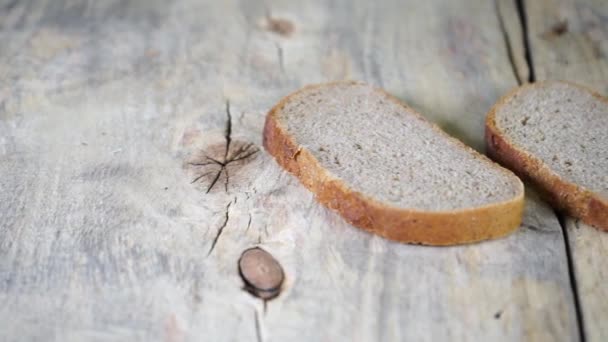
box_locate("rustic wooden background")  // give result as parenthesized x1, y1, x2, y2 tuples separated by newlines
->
(0, 0, 606, 341)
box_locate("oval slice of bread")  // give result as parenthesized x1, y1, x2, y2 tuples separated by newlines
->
(263, 81, 524, 245)
(486, 81, 608, 232)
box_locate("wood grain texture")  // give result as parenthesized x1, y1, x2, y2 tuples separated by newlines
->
(526, 0, 608, 92)
(525, 0, 608, 340)
(496, 0, 530, 85)
(0, 0, 579, 341)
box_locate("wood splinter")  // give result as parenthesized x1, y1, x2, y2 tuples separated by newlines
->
(238, 247, 284, 300)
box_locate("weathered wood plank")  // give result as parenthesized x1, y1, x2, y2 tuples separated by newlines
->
(526, 0, 608, 93)
(496, 0, 530, 85)
(0, 0, 579, 341)
(525, 0, 608, 341)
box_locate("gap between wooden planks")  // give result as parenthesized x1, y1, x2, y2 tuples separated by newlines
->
(524, 0, 608, 341)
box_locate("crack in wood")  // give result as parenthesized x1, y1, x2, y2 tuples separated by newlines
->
(495, 0, 522, 85)
(275, 42, 285, 73)
(522, 223, 557, 234)
(206, 166, 224, 194)
(224, 167, 230, 192)
(229, 142, 257, 161)
(190, 170, 217, 185)
(511, 0, 584, 339)
(557, 210, 587, 342)
(189, 101, 259, 193)
(224, 100, 232, 161)
(189, 160, 219, 167)
(207, 201, 232, 256)
(246, 213, 252, 232)
(254, 309, 263, 342)
(515, 0, 536, 82)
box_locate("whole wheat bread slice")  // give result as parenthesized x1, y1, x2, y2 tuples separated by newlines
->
(263, 81, 524, 245)
(486, 81, 608, 232)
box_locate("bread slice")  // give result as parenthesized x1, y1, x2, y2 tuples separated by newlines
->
(486, 81, 608, 232)
(263, 81, 524, 245)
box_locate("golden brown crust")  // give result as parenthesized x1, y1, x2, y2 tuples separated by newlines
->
(263, 81, 525, 245)
(485, 81, 608, 232)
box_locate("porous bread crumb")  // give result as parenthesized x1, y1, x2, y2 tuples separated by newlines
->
(278, 82, 521, 211)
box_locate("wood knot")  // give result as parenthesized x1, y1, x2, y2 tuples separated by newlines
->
(188, 140, 259, 193)
(238, 247, 284, 300)
(542, 20, 568, 39)
(551, 20, 568, 36)
(265, 16, 294, 37)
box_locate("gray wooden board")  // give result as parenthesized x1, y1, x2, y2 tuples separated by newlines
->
(0, 0, 581, 341)
(525, 0, 608, 341)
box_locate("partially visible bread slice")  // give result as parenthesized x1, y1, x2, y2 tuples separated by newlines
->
(486, 81, 608, 232)
(263, 81, 524, 245)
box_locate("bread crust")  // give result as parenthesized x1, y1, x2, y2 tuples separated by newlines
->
(263, 81, 525, 245)
(485, 81, 608, 232)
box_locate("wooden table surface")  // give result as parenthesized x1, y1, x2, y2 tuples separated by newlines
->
(1, 0, 606, 341)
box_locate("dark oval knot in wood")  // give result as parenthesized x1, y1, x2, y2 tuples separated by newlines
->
(265, 16, 295, 37)
(541, 20, 569, 40)
(238, 247, 284, 300)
